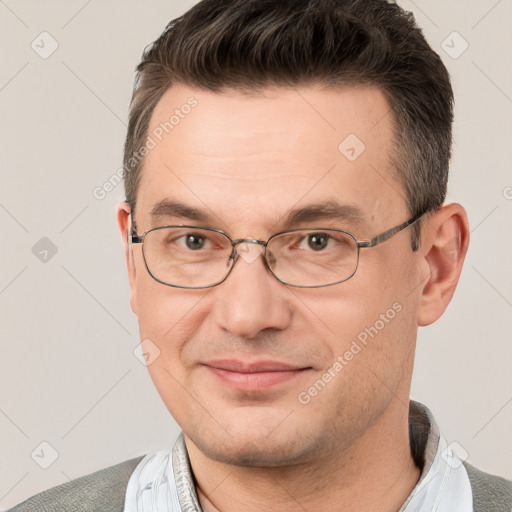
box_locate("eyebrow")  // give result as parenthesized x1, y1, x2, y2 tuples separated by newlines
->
(149, 199, 367, 230)
(150, 199, 209, 222)
(281, 200, 367, 230)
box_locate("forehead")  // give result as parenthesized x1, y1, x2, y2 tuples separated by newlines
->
(136, 84, 406, 234)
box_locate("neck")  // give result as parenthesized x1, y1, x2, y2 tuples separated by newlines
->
(186, 400, 421, 512)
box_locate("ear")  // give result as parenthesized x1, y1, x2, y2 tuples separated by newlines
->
(417, 203, 470, 326)
(117, 202, 138, 315)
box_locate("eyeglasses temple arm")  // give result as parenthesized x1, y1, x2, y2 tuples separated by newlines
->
(128, 213, 143, 244)
(358, 211, 424, 248)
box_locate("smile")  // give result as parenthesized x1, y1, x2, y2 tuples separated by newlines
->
(203, 360, 312, 391)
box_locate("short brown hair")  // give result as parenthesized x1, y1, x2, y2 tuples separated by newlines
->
(124, 0, 454, 249)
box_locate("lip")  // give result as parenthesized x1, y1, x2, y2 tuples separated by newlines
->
(202, 359, 311, 391)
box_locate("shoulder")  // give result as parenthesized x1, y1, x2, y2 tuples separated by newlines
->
(464, 461, 512, 512)
(7, 456, 145, 512)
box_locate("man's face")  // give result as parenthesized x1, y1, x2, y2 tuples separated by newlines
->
(123, 84, 425, 466)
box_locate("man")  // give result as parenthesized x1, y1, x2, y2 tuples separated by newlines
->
(9, 0, 511, 510)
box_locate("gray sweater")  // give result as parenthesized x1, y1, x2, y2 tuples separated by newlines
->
(7, 458, 512, 512)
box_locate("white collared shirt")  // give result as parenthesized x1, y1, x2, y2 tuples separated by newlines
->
(399, 435, 473, 511)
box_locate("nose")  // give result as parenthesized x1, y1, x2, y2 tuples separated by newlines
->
(211, 242, 293, 339)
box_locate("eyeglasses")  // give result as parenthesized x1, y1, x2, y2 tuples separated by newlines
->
(129, 212, 424, 289)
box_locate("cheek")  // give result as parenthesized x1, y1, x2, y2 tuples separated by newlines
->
(309, 258, 417, 375)
(134, 273, 209, 359)
(135, 282, 211, 419)
(323, 299, 413, 409)
(136, 279, 172, 338)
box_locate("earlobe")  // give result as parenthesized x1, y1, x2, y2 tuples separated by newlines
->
(117, 202, 138, 315)
(417, 204, 470, 327)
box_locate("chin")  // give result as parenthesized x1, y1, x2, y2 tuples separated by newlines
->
(187, 426, 321, 468)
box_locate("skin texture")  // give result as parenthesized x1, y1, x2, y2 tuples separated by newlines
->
(117, 84, 469, 511)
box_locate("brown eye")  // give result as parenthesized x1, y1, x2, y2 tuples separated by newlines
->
(185, 234, 206, 250)
(307, 233, 329, 251)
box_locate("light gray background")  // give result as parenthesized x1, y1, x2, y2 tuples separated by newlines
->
(0, 0, 511, 508)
